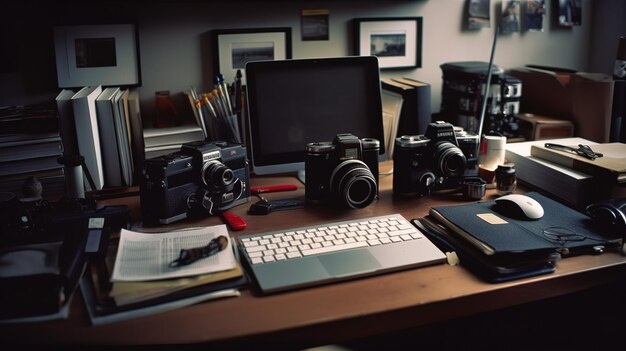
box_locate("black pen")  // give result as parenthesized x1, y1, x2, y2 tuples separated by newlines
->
(234, 70, 242, 112)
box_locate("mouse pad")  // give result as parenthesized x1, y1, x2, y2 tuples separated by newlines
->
(430, 192, 617, 255)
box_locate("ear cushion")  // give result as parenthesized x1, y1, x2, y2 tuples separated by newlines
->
(586, 199, 626, 229)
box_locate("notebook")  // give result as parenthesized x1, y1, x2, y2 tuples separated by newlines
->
(238, 214, 446, 294)
(429, 192, 621, 258)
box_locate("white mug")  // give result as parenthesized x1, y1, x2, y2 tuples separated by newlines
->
(478, 135, 506, 171)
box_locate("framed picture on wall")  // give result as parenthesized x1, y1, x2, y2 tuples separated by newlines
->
(212, 28, 292, 86)
(53, 24, 141, 88)
(353, 17, 422, 69)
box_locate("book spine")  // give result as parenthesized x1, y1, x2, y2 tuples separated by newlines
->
(72, 87, 104, 190)
(96, 96, 123, 188)
(415, 84, 432, 135)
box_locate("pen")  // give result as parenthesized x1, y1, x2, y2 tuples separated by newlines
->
(250, 184, 298, 195)
(216, 74, 233, 116)
(169, 235, 229, 267)
(544, 143, 603, 160)
(202, 95, 218, 119)
(194, 99, 209, 139)
(211, 89, 228, 119)
(234, 70, 242, 112)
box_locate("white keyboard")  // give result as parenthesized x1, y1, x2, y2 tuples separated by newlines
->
(239, 214, 424, 265)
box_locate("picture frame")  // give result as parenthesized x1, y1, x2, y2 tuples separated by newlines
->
(353, 17, 422, 69)
(212, 28, 292, 85)
(53, 24, 141, 88)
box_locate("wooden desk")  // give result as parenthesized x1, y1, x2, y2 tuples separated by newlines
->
(4, 162, 626, 348)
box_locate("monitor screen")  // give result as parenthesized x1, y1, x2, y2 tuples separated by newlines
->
(245, 56, 385, 178)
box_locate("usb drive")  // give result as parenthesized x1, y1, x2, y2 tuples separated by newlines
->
(221, 211, 247, 231)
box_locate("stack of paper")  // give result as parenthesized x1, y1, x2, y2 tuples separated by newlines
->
(80, 224, 246, 325)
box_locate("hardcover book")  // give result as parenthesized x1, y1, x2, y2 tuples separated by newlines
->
(381, 77, 432, 139)
(530, 142, 626, 184)
(71, 85, 104, 190)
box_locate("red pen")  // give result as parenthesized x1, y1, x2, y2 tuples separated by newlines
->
(250, 184, 298, 195)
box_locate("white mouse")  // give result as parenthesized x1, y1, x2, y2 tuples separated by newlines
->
(494, 194, 545, 220)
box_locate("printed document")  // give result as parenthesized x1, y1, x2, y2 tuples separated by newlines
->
(111, 225, 236, 282)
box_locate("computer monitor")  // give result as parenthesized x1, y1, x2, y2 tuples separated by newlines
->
(245, 56, 386, 181)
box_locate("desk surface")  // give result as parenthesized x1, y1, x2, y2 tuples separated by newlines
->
(5, 162, 626, 348)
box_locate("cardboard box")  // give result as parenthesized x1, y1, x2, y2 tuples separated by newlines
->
(508, 66, 615, 143)
(516, 113, 574, 140)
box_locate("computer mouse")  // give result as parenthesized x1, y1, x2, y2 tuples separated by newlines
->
(494, 194, 544, 220)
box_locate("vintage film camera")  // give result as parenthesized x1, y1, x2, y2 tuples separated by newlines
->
(140, 140, 249, 225)
(305, 133, 379, 209)
(393, 121, 480, 196)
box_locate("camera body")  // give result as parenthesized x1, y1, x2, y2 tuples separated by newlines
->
(393, 121, 479, 196)
(140, 140, 249, 225)
(305, 133, 379, 209)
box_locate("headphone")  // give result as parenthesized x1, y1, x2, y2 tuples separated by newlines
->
(586, 198, 626, 230)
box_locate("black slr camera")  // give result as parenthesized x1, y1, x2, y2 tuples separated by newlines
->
(140, 140, 249, 225)
(305, 133, 379, 209)
(393, 121, 479, 196)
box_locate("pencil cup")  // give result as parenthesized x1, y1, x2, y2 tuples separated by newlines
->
(223, 114, 242, 144)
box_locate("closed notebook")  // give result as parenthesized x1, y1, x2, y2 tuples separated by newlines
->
(530, 142, 626, 184)
(430, 192, 620, 257)
(412, 217, 556, 283)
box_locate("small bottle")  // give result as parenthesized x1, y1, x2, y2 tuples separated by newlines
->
(495, 163, 516, 195)
(154, 90, 181, 128)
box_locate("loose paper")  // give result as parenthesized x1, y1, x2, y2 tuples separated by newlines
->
(111, 225, 236, 282)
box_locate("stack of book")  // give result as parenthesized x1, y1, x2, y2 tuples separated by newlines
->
(80, 224, 247, 325)
(380, 77, 432, 143)
(505, 137, 626, 209)
(0, 103, 65, 199)
(55, 86, 145, 190)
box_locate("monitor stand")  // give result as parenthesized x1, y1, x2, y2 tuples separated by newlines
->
(297, 170, 306, 185)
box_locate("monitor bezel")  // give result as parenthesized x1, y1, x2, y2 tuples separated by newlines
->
(244, 56, 386, 177)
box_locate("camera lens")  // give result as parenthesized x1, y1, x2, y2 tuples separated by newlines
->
(201, 161, 234, 189)
(434, 141, 467, 177)
(330, 160, 377, 209)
